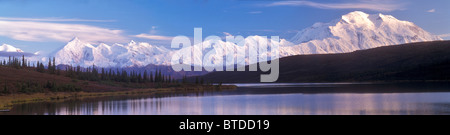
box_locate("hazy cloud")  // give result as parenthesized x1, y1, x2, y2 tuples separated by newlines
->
(266, 0, 405, 12)
(134, 33, 173, 41)
(0, 19, 129, 43)
(427, 9, 436, 13)
(0, 17, 115, 22)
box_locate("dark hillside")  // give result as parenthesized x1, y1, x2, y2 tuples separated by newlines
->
(199, 41, 450, 82)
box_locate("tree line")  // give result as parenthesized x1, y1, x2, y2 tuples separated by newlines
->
(64, 64, 177, 83)
(0, 55, 205, 84)
(0, 55, 58, 74)
(0, 55, 209, 95)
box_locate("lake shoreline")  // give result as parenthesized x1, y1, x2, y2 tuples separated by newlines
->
(0, 85, 237, 111)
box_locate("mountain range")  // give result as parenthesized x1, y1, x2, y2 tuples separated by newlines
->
(0, 11, 443, 68)
(53, 37, 171, 67)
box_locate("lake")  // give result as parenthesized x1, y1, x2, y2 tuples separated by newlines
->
(2, 82, 450, 115)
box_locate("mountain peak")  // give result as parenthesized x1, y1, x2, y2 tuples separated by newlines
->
(128, 40, 137, 46)
(340, 11, 401, 25)
(371, 13, 398, 22)
(341, 11, 371, 24)
(65, 37, 89, 49)
(0, 43, 23, 52)
(1, 43, 12, 47)
(344, 11, 369, 17)
(69, 37, 80, 42)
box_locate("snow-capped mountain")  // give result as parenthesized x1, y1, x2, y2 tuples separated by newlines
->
(176, 35, 280, 66)
(0, 43, 40, 58)
(280, 11, 442, 56)
(51, 11, 442, 68)
(180, 11, 442, 66)
(0, 44, 24, 53)
(54, 37, 170, 67)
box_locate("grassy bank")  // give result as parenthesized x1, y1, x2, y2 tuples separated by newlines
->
(0, 85, 237, 110)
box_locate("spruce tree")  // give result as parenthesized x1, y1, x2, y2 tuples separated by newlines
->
(36, 61, 40, 71)
(158, 70, 162, 82)
(109, 69, 112, 80)
(143, 70, 148, 82)
(52, 57, 56, 73)
(150, 72, 154, 82)
(22, 55, 26, 68)
(138, 73, 142, 83)
(48, 57, 52, 73)
(101, 68, 105, 80)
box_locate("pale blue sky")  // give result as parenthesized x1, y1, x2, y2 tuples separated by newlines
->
(0, 0, 448, 54)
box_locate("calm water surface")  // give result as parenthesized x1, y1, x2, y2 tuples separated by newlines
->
(2, 83, 450, 115)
